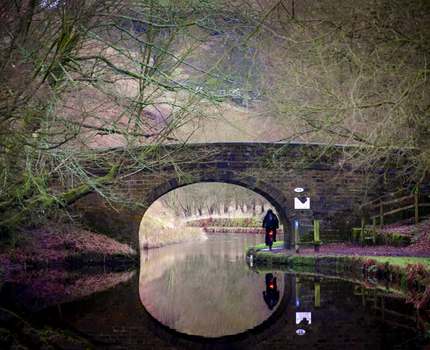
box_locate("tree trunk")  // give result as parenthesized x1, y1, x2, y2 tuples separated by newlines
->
(1, 165, 120, 229)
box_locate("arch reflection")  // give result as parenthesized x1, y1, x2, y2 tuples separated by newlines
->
(139, 235, 286, 338)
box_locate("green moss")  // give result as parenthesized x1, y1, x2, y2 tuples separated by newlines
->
(60, 164, 119, 205)
(247, 241, 430, 295)
(1, 165, 120, 232)
(290, 255, 316, 266)
(253, 252, 430, 273)
(369, 256, 430, 269)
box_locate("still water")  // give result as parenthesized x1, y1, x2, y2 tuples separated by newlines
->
(139, 234, 283, 337)
(1, 233, 429, 349)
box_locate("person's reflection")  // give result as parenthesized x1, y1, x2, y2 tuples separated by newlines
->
(263, 273, 280, 310)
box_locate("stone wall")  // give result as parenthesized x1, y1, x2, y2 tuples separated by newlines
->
(73, 142, 377, 251)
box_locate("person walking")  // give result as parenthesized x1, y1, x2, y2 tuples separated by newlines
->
(262, 209, 279, 250)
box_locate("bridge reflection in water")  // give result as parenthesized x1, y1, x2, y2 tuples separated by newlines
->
(26, 233, 421, 349)
(37, 270, 422, 350)
(11, 232, 421, 349)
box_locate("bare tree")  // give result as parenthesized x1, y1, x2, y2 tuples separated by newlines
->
(256, 0, 430, 188)
(0, 0, 251, 237)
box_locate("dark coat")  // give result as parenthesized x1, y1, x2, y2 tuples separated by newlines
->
(262, 212, 279, 229)
(263, 211, 279, 245)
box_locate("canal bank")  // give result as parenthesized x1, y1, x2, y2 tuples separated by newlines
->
(0, 224, 138, 275)
(247, 244, 430, 309)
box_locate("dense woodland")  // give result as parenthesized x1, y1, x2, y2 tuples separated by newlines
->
(0, 0, 429, 240)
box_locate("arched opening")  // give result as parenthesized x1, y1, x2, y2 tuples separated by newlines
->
(139, 182, 283, 249)
(139, 174, 292, 250)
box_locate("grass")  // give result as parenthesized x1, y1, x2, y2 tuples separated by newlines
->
(140, 202, 205, 249)
(368, 256, 430, 269)
(247, 244, 430, 297)
(250, 241, 284, 250)
(248, 241, 430, 271)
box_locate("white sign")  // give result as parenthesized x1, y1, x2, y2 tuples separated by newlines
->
(294, 197, 310, 209)
(296, 312, 312, 325)
(296, 329, 306, 336)
(294, 187, 304, 193)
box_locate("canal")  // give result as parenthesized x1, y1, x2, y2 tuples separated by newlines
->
(0, 233, 429, 349)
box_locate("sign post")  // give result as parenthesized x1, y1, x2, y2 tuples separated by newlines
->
(294, 219, 300, 253)
(293, 187, 311, 253)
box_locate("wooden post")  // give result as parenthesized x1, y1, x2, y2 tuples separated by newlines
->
(372, 217, 377, 244)
(313, 219, 320, 252)
(57, 304, 63, 319)
(314, 281, 321, 308)
(360, 217, 365, 243)
(381, 295, 385, 321)
(361, 286, 366, 307)
(373, 289, 377, 308)
(415, 185, 420, 225)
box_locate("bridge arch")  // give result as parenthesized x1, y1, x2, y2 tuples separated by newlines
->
(142, 171, 292, 248)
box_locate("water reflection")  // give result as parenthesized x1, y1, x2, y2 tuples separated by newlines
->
(0, 234, 429, 349)
(0, 269, 135, 311)
(139, 234, 285, 337)
(263, 273, 280, 310)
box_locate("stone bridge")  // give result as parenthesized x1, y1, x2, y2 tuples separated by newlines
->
(74, 142, 379, 251)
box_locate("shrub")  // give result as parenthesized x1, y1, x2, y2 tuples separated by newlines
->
(375, 232, 411, 246)
(405, 263, 430, 309)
